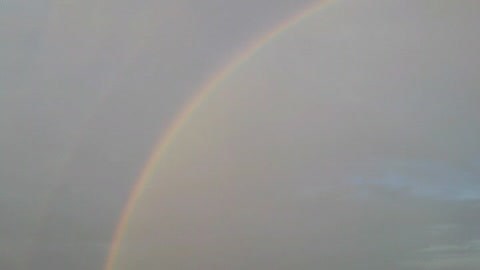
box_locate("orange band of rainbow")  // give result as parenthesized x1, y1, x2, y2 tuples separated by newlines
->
(103, 1, 339, 269)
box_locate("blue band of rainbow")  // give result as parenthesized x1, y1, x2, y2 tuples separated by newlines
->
(103, 1, 339, 269)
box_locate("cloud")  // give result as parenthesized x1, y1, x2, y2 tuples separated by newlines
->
(403, 239, 480, 270)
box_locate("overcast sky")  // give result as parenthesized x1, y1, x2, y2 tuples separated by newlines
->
(2, 0, 480, 269)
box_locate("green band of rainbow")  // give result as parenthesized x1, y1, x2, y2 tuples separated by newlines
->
(103, 1, 339, 268)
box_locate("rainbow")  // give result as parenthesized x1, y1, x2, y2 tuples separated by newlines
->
(103, 0, 340, 269)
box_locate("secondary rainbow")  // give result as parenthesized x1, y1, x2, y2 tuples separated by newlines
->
(103, 0, 339, 269)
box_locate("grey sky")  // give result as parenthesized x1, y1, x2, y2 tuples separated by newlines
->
(1, 0, 315, 269)
(2, 0, 480, 269)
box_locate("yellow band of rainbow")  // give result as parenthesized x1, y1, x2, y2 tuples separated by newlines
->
(103, 1, 339, 269)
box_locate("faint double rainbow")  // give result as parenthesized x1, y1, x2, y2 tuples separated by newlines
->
(103, 0, 339, 269)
